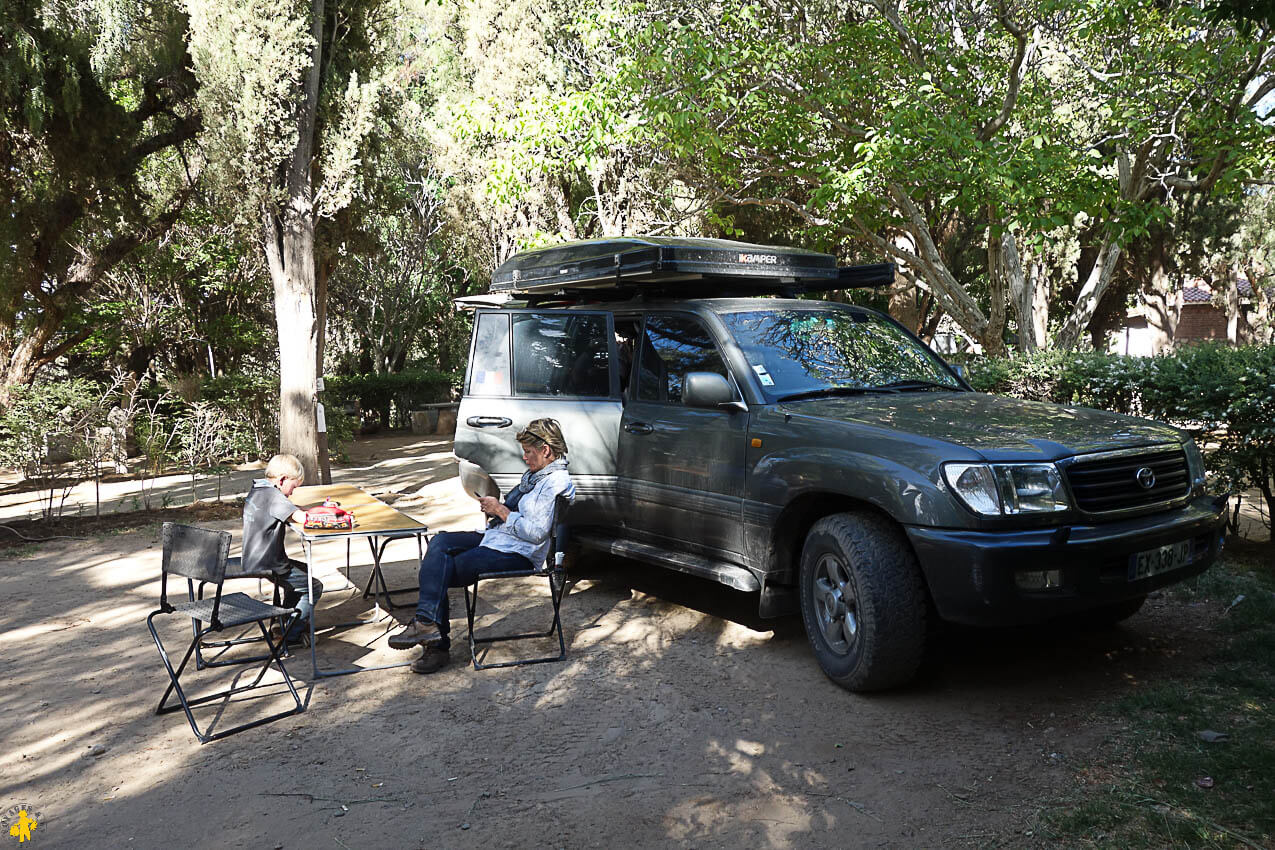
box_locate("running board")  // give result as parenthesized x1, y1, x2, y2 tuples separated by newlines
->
(573, 531, 760, 592)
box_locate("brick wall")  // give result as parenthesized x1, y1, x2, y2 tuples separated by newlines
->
(1175, 304, 1229, 341)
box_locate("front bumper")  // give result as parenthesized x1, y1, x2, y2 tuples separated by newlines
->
(905, 495, 1227, 626)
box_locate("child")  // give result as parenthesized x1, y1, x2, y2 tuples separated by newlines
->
(241, 454, 324, 641)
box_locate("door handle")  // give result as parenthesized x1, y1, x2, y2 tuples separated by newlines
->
(624, 421, 654, 435)
(467, 416, 512, 428)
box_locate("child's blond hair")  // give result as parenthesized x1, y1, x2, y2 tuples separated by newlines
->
(265, 454, 305, 483)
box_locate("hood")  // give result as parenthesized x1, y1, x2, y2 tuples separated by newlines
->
(782, 391, 1183, 461)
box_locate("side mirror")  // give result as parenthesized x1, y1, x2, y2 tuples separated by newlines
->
(683, 372, 741, 410)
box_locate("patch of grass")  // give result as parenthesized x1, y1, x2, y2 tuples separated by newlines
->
(0, 542, 40, 558)
(1041, 550, 1275, 849)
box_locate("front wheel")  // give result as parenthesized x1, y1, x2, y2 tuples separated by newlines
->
(799, 513, 930, 692)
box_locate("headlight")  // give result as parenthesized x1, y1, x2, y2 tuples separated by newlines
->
(943, 462, 1070, 516)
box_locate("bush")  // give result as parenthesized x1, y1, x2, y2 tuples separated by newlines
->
(0, 379, 109, 518)
(324, 369, 459, 429)
(202, 374, 279, 462)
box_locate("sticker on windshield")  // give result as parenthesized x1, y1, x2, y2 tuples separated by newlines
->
(752, 363, 776, 387)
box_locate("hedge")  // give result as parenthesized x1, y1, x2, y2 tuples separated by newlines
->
(322, 369, 459, 429)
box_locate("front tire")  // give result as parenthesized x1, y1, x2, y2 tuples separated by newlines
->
(799, 512, 929, 692)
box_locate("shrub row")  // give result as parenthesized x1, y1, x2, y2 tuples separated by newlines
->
(323, 369, 459, 429)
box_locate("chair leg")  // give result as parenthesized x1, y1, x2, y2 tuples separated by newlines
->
(361, 537, 419, 609)
(150, 613, 306, 744)
(466, 572, 568, 671)
(149, 612, 214, 742)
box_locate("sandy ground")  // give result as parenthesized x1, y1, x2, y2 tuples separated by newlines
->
(0, 434, 1252, 848)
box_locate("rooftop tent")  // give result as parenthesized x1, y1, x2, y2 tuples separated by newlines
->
(490, 236, 878, 297)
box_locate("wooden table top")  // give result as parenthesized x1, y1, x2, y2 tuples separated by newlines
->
(291, 484, 427, 538)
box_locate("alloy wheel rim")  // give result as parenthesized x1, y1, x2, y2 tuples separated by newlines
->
(813, 552, 859, 656)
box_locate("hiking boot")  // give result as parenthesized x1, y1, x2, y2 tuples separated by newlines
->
(270, 618, 310, 647)
(410, 645, 450, 675)
(388, 618, 442, 650)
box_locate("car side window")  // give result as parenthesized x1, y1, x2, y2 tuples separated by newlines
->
(512, 313, 611, 397)
(636, 314, 730, 404)
(468, 312, 511, 397)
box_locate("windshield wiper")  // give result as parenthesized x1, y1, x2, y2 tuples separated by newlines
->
(777, 386, 892, 403)
(872, 379, 961, 392)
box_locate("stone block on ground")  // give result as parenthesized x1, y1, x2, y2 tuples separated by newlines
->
(410, 409, 439, 435)
(435, 407, 457, 435)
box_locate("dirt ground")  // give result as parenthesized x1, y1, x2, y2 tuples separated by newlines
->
(0, 434, 1247, 848)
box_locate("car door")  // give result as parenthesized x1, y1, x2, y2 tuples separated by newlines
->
(455, 309, 622, 525)
(617, 311, 748, 559)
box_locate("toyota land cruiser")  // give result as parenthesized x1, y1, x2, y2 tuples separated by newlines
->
(454, 236, 1227, 691)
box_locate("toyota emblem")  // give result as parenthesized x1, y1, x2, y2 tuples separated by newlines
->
(1136, 467, 1156, 489)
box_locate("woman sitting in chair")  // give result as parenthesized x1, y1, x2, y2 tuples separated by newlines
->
(389, 418, 574, 674)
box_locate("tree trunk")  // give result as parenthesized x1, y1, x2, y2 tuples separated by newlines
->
(316, 243, 333, 484)
(1056, 240, 1123, 351)
(1142, 244, 1177, 354)
(265, 211, 321, 484)
(999, 229, 1036, 353)
(984, 214, 1008, 356)
(261, 0, 325, 485)
(1242, 264, 1272, 344)
(1218, 262, 1240, 343)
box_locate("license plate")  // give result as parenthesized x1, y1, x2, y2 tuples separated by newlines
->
(1129, 540, 1192, 581)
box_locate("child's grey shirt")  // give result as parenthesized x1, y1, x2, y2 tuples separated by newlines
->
(242, 479, 298, 575)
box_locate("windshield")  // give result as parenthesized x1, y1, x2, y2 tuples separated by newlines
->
(720, 307, 962, 401)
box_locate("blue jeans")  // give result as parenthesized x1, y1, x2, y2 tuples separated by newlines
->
(274, 558, 324, 623)
(416, 531, 532, 650)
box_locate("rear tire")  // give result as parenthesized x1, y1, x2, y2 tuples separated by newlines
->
(799, 512, 929, 692)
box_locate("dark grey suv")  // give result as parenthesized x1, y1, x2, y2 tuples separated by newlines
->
(455, 237, 1227, 691)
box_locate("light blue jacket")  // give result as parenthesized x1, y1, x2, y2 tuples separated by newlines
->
(480, 458, 574, 567)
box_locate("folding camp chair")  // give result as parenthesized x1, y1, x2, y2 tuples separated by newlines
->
(463, 494, 570, 670)
(147, 523, 305, 743)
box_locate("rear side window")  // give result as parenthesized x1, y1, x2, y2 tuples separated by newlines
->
(636, 314, 729, 403)
(468, 312, 511, 397)
(512, 314, 611, 397)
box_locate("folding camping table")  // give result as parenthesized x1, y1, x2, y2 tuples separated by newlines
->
(290, 484, 427, 679)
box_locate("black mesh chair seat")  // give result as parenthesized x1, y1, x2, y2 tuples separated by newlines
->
(147, 523, 304, 743)
(174, 593, 296, 629)
(463, 494, 571, 670)
(194, 556, 294, 670)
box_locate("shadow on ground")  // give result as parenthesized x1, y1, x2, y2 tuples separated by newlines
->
(0, 434, 1240, 849)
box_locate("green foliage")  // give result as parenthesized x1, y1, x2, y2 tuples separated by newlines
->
(607, 0, 1274, 350)
(324, 369, 457, 429)
(324, 406, 355, 460)
(0, 0, 199, 389)
(202, 373, 279, 461)
(0, 378, 110, 517)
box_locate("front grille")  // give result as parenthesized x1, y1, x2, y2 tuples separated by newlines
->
(1065, 447, 1190, 514)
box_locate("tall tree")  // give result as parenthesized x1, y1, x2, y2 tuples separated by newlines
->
(187, 0, 398, 480)
(0, 0, 200, 401)
(612, 0, 1273, 352)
